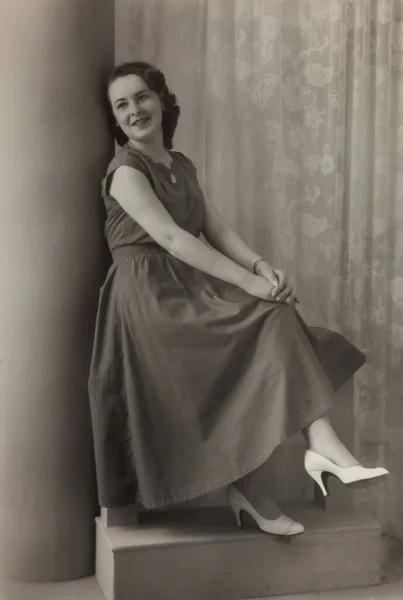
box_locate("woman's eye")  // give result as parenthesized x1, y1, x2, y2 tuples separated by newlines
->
(138, 94, 147, 102)
(116, 103, 126, 110)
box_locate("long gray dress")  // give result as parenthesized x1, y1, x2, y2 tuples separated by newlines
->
(88, 144, 365, 509)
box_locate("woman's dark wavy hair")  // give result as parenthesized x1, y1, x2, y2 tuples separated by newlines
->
(104, 61, 180, 150)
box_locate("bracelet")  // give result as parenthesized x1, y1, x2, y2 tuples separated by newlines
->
(252, 258, 266, 274)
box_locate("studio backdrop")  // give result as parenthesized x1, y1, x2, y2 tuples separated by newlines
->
(115, 0, 403, 537)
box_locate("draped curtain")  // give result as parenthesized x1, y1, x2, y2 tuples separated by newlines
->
(115, 0, 403, 536)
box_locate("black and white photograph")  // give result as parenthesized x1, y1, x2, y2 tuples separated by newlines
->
(0, 1, 403, 600)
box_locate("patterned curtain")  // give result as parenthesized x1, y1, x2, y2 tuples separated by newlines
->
(115, 0, 403, 536)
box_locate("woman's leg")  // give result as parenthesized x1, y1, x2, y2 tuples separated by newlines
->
(234, 461, 283, 520)
(233, 412, 360, 518)
(301, 415, 360, 467)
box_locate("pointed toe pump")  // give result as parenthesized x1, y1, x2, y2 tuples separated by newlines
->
(227, 485, 305, 536)
(304, 450, 389, 497)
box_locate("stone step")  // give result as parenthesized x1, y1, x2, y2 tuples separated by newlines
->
(95, 502, 381, 600)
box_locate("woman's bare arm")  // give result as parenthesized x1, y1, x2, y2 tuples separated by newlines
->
(202, 195, 295, 302)
(109, 166, 275, 300)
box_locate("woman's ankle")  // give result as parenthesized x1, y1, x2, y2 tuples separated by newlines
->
(306, 442, 360, 468)
(302, 416, 360, 468)
(232, 481, 283, 520)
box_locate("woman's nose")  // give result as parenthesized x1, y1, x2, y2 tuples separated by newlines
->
(128, 101, 140, 115)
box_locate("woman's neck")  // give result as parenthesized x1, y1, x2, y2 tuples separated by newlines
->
(128, 135, 170, 164)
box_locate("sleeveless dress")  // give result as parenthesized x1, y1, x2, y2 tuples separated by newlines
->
(88, 143, 366, 510)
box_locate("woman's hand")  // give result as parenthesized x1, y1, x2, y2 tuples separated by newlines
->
(243, 275, 277, 301)
(255, 261, 296, 304)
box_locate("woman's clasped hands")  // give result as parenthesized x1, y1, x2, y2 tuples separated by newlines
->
(246, 261, 297, 305)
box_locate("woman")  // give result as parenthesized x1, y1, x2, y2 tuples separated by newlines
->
(89, 61, 388, 536)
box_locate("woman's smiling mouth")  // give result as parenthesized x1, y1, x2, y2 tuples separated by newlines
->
(131, 117, 150, 127)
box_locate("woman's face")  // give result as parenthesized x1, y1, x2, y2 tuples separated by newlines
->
(108, 74, 163, 144)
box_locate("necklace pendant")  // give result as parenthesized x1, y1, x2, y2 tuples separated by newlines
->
(171, 174, 176, 183)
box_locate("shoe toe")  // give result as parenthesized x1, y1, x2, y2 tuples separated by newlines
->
(289, 522, 305, 535)
(283, 516, 305, 536)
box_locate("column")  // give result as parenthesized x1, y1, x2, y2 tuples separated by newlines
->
(0, 0, 114, 582)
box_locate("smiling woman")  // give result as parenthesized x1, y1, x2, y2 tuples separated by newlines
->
(106, 61, 180, 156)
(112, 81, 160, 142)
(88, 61, 387, 538)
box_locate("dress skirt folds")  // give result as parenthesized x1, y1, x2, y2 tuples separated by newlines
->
(88, 144, 366, 510)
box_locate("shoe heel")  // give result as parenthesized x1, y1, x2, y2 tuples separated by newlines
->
(309, 471, 328, 497)
(230, 504, 244, 529)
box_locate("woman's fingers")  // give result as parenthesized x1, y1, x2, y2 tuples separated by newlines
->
(276, 285, 294, 303)
(271, 268, 287, 297)
(257, 266, 297, 303)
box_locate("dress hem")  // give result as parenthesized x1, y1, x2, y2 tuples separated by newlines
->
(100, 395, 333, 511)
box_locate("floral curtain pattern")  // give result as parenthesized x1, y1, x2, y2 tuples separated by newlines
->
(116, 0, 403, 536)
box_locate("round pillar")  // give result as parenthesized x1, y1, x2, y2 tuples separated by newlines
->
(0, 0, 114, 582)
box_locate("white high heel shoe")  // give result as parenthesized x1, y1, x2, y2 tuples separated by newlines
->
(227, 485, 305, 536)
(304, 450, 389, 497)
